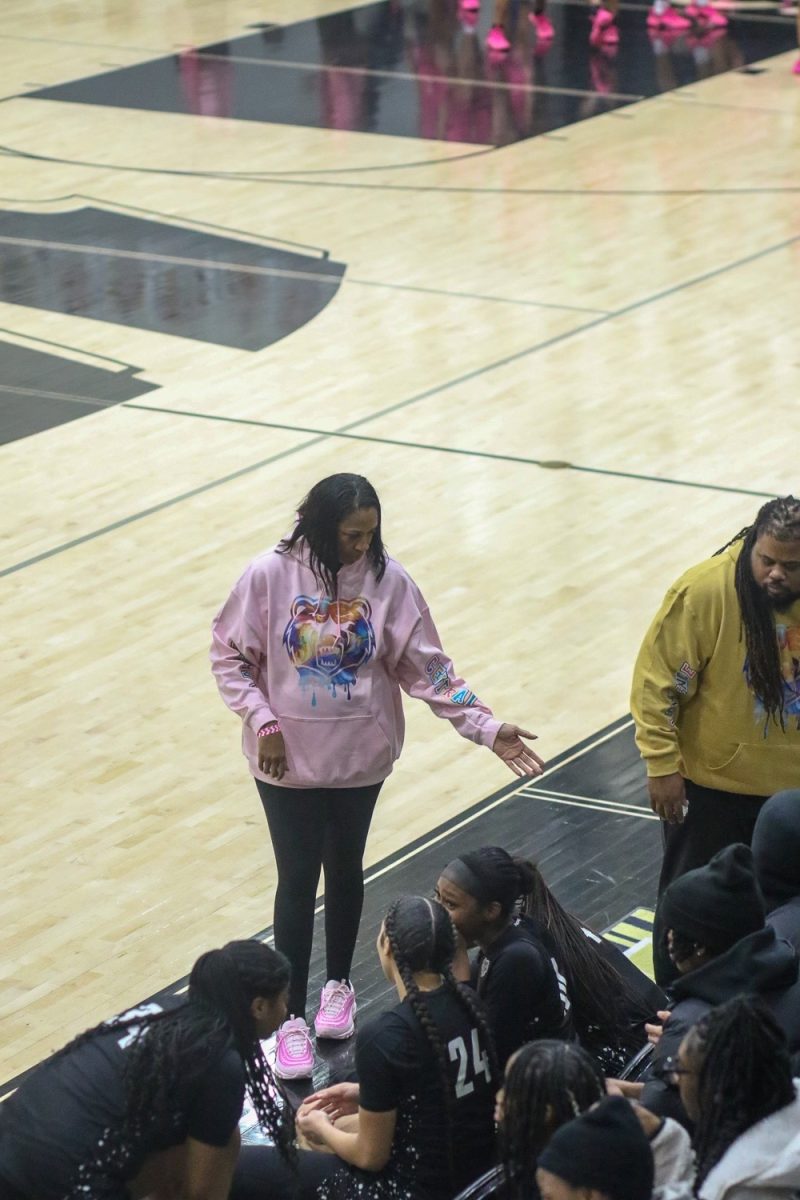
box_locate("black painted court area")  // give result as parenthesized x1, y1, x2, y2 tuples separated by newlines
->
(29, 1, 799, 144)
(0, 716, 661, 1101)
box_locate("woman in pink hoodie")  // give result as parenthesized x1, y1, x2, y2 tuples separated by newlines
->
(210, 473, 543, 1078)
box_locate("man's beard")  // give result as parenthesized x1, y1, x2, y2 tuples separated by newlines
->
(762, 585, 800, 612)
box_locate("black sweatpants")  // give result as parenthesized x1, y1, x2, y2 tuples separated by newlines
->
(256, 780, 382, 1019)
(652, 779, 768, 986)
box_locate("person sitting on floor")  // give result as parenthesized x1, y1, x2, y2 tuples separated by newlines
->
(751, 788, 800, 951)
(536, 1096, 655, 1200)
(640, 843, 800, 1125)
(658, 995, 800, 1200)
(232, 894, 497, 1200)
(435, 847, 574, 1070)
(0, 941, 293, 1200)
(453, 1038, 691, 1200)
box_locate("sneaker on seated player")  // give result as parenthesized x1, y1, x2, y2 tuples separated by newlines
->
(274, 1015, 315, 1079)
(314, 979, 357, 1039)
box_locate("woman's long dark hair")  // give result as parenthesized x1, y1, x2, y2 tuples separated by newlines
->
(383, 895, 498, 1187)
(455, 847, 654, 1071)
(59, 940, 294, 1198)
(715, 495, 800, 729)
(690, 996, 795, 1193)
(278, 473, 388, 595)
(499, 1040, 605, 1200)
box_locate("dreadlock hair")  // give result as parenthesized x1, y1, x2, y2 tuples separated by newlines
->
(57, 940, 295, 1199)
(277, 473, 388, 596)
(499, 1040, 605, 1200)
(689, 995, 795, 1194)
(714, 495, 800, 729)
(518, 860, 657, 1071)
(382, 895, 498, 1188)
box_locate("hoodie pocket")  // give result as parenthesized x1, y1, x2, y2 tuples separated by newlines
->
(279, 712, 395, 788)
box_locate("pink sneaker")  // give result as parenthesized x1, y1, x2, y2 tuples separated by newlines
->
(686, 2, 728, 25)
(459, 0, 480, 9)
(530, 11, 556, 38)
(647, 4, 692, 27)
(793, 57, 800, 76)
(274, 1016, 314, 1079)
(590, 8, 619, 45)
(314, 980, 357, 1039)
(486, 24, 511, 50)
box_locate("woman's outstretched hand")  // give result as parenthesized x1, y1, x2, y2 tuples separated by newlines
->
(492, 724, 545, 778)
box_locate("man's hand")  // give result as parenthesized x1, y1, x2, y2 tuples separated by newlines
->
(648, 773, 687, 824)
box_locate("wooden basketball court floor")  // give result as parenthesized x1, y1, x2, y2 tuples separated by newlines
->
(1, 0, 798, 1094)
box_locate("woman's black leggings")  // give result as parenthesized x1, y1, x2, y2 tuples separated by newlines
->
(256, 780, 382, 1019)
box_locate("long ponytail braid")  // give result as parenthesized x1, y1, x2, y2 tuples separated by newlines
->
(383, 896, 462, 1185)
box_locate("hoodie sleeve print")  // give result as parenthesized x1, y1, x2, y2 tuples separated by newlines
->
(394, 591, 502, 749)
(630, 587, 710, 778)
(210, 565, 277, 735)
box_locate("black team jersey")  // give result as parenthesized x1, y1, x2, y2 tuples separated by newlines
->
(319, 985, 495, 1200)
(0, 1004, 245, 1200)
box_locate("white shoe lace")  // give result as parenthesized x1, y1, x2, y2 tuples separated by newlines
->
(280, 1022, 312, 1059)
(321, 982, 351, 1017)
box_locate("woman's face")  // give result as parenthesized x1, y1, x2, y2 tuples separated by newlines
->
(434, 874, 488, 946)
(337, 507, 379, 566)
(251, 985, 288, 1039)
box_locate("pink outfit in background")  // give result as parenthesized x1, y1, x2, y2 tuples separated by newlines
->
(210, 541, 501, 788)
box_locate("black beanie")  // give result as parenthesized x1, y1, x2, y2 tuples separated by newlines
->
(660, 843, 765, 951)
(537, 1097, 654, 1200)
(752, 790, 800, 908)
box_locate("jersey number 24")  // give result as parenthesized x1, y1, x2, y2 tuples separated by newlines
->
(448, 1028, 491, 1098)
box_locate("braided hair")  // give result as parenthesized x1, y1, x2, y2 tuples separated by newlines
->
(714, 495, 800, 729)
(57, 940, 294, 1198)
(278, 473, 388, 595)
(689, 996, 795, 1193)
(382, 895, 498, 1186)
(499, 1040, 605, 1200)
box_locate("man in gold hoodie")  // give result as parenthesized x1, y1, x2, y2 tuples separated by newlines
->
(631, 495, 800, 984)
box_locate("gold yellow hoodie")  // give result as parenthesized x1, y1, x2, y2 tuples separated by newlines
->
(631, 542, 800, 795)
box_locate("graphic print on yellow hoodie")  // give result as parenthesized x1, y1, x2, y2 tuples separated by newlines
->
(631, 543, 800, 795)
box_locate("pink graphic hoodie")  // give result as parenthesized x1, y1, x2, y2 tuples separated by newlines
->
(210, 542, 502, 788)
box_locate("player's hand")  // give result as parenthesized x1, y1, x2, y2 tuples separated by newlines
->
(648, 774, 687, 824)
(492, 724, 545, 778)
(258, 731, 288, 779)
(301, 1082, 360, 1120)
(296, 1106, 332, 1145)
(645, 1011, 671, 1046)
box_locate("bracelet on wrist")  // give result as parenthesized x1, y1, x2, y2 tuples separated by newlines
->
(258, 721, 281, 738)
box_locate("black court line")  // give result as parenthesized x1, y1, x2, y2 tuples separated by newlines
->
(2, 142, 800, 193)
(0, 716, 644, 1100)
(2, 228, 794, 577)
(121, 405, 779, 503)
(343, 276, 611, 315)
(0, 383, 122, 408)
